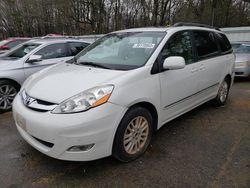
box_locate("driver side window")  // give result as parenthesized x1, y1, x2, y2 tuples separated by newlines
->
(34, 43, 68, 60)
(160, 31, 194, 65)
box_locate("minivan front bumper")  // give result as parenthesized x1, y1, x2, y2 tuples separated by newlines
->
(13, 94, 127, 161)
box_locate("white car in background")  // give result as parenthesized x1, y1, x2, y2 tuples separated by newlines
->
(0, 39, 90, 112)
(13, 23, 235, 162)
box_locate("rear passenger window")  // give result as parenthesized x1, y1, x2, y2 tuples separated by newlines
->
(193, 31, 219, 58)
(68, 42, 89, 56)
(215, 33, 232, 53)
(35, 43, 68, 59)
(160, 31, 194, 64)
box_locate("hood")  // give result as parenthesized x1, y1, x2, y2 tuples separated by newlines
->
(235, 53, 250, 63)
(25, 63, 127, 103)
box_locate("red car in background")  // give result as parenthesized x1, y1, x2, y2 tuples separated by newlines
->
(0, 38, 31, 54)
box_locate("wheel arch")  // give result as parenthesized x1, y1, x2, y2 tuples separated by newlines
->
(111, 101, 159, 161)
(127, 101, 159, 132)
(225, 74, 232, 88)
(0, 78, 21, 89)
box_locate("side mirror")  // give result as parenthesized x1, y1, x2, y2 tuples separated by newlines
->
(163, 56, 186, 70)
(27, 55, 42, 63)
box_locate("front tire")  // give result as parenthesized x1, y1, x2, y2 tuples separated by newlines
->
(0, 80, 19, 113)
(113, 107, 153, 162)
(212, 78, 230, 107)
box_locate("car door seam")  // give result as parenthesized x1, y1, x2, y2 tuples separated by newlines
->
(163, 82, 219, 110)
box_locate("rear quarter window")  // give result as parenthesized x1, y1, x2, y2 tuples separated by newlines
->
(215, 33, 232, 53)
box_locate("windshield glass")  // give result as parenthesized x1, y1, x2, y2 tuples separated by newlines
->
(76, 32, 166, 70)
(234, 44, 250, 54)
(7, 43, 41, 58)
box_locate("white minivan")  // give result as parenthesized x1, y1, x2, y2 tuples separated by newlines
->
(13, 23, 235, 162)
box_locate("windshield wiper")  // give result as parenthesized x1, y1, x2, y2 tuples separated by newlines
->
(77, 61, 111, 69)
(66, 57, 76, 64)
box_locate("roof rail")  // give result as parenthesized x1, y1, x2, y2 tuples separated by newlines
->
(173, 22, 221, 31)
(40, 36, 78, 39)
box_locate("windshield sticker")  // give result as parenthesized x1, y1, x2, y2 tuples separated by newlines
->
(132, 43, 155, 49)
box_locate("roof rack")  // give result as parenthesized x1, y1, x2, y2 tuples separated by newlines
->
(173, 22, 221, 31)
(40, 36, 79, 39)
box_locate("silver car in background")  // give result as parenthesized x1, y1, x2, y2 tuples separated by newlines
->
(231, 42, 250, 78)
(0, 39, 90, 112)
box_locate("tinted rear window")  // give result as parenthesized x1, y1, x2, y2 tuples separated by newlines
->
(193, 31, 219, 58)
(216, 33, 232, 53)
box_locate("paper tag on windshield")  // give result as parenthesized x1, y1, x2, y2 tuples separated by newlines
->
(132, 43, 155, 49)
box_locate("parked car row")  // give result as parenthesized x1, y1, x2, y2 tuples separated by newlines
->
(0, 38, 31, 54)
(10, 23, 235, 162)
(0, 38, 90, 112)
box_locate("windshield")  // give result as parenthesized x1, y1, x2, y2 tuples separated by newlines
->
(76, 32, 166, 70)
(234, 44, 250, 54)
(7, 43, 40, 58)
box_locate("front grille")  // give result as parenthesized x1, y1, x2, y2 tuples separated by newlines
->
(36, 99, 55, 106)
(27, 106, 49, 112)
(32, 136, 54, 148)
(21, 90, 58, 112)
(235, 72, 243, 75)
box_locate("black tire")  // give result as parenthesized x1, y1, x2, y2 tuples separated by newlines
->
(0, 80, 20, 113)
(211, 78, 230, 107)
(112, 107, 153, 162)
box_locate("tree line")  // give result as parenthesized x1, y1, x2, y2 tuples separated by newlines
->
(0, 0, 249, 38)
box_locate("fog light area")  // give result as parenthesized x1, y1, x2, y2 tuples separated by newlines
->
(67, 144, 95, 152)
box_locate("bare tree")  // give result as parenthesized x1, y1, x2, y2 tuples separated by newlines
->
(0, 0, 249, 38)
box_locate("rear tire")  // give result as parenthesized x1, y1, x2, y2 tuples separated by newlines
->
(112, 107, 153, 162)
(211, 78, 230, 107)
(0, 80, 20, 113)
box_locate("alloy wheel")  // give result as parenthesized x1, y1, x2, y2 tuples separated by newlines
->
(219, 81, 228, 103)
(123, 116, 149, 155)
(0, 84, 17, 110)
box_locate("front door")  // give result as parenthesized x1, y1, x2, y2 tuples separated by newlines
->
(158, 31, 199, 123)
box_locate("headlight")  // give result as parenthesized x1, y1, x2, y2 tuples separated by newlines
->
(52, 85, 114, 114)
(235, 61, 250, 68)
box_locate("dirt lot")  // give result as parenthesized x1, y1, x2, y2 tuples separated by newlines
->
(0, 79, 249, 188)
